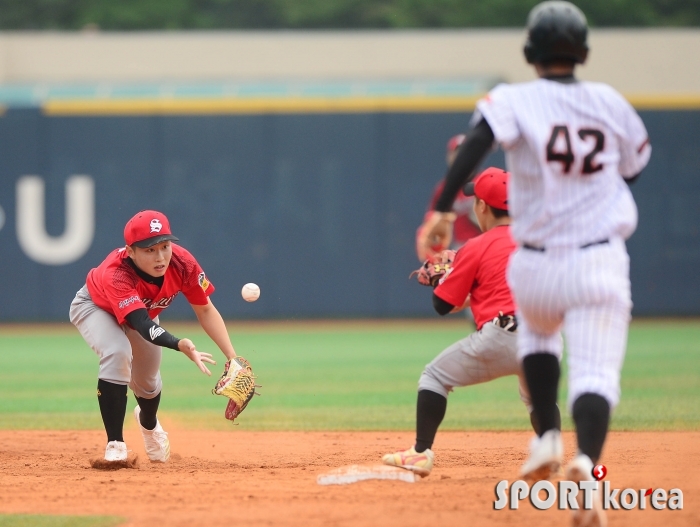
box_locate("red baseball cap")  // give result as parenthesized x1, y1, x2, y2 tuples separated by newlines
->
(446, 134, 466, 153)
(464, 167, 509, 210)
(124, 210, 179, 248)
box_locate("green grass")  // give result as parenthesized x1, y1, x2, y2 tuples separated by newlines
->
(0, 515, 123, 527)
(0, 319, 698, 431)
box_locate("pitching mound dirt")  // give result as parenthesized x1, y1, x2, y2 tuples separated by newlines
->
(0, 430, 697, 527)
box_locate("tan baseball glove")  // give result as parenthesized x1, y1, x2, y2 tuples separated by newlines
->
(212, 356, 259, 422)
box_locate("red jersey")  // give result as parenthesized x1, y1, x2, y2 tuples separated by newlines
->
(86, 244, 214, 325)
(434, 225, 516, 330)
(428, 181, 481, 246)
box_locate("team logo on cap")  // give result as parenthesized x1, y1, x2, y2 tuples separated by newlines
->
(150, 219, 163, 233)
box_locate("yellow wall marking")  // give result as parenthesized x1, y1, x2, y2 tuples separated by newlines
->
(37, 94, 700, 116)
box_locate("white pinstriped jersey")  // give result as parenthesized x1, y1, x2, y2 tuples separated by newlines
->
(476, 79, 651, 248)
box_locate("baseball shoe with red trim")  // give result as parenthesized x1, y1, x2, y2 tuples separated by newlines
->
(566, 454, 607, 527)
(382, 446, 434, 477)
(520, 429, 563, 481)
(134, 406, 170, 462)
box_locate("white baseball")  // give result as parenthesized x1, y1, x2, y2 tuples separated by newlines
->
(241, 283, 260, 302)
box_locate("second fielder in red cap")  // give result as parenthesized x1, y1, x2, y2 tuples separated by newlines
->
(383, 168, 559, 477)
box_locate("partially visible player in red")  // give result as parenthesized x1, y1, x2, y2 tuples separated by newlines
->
(415, 134, 481, 262)
(384, 168, 560, 477)
(69, 210, 239, 465)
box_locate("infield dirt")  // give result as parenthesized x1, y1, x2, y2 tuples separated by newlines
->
(0, 429, 697, 527)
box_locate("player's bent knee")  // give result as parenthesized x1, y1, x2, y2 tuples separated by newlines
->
(130, 374, 163, 400)
(98, 349, 132, 385)
(418, 368, 451, 399)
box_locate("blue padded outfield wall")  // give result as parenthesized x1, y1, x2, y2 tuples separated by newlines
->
(0, 108, 698, 320)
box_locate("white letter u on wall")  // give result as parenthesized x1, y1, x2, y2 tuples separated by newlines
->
(16, 175, 95, 265)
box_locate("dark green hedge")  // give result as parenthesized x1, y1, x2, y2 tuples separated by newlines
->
(1, 0, 699, 30)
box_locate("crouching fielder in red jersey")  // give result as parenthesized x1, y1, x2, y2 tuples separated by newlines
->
(70, 210, 238, 465)
(383, 168, 560, 477)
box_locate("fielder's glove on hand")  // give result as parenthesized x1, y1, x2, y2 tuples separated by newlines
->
(212, 357, 259, 422)
(409, 250, 456, 287)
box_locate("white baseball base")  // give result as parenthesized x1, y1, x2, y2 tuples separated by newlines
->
(316, 464, 419, 485)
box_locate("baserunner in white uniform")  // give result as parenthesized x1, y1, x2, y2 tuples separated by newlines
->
(417, 2, 651, 526)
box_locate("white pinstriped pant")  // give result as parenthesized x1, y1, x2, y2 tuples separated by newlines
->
(507, 237, 632, 410)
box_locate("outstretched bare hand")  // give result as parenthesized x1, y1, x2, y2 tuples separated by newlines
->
(178, 338, 216, 376)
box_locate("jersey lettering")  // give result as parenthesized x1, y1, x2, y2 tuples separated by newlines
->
(143, 293, 178, 310)
(578, 129, 605, 174)
(118, 295, 140, 310)
(546, 125, 605, 175)
(546, 125, 574, 173)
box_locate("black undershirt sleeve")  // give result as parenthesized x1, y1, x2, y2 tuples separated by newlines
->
(125, 308, 181, 351)
(432, 293, 455, 316)
(434, 118, 496, 212)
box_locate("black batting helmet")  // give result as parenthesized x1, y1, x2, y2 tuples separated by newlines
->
(523, 1, 589, 65)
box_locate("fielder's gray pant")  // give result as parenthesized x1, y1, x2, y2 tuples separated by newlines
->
(69, 285, 162, 399)
(418, 321, 532, 411)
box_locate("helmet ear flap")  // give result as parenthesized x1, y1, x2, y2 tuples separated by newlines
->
(523, 42, 536, 64)
(577, 47, 589, 65)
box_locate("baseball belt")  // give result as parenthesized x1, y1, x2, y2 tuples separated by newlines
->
(493, 311, 517, 332)
(522, 238, 609, 252)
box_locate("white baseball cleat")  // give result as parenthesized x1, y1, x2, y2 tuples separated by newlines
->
(565, 454, 607, 527)
(104, 440, 128, 462)
(520, 429, 563, 481)
(134, 405, 170, 462)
